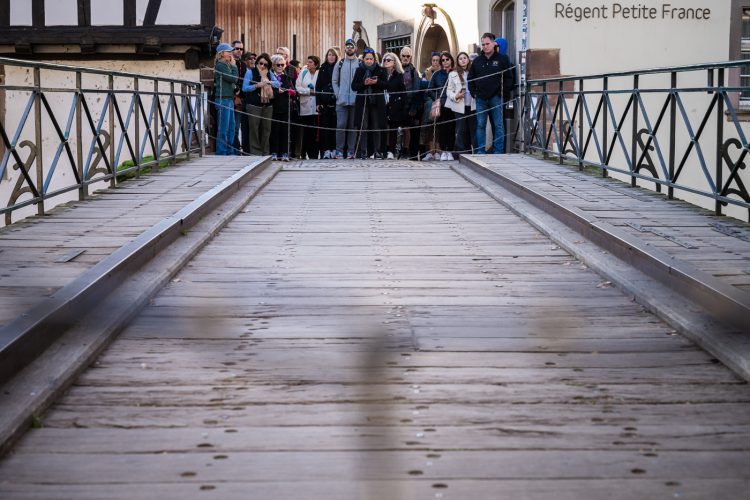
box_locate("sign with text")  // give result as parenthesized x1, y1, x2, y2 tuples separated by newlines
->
(554, 3, 711, 22)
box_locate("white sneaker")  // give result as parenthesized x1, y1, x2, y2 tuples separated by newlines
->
(441, 152, 451, 161)
(322, 150, 331, 159)
(387, 152, 394, 159)
(423, 152, 434, 161)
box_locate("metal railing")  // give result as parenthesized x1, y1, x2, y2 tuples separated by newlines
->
(521, 61, 750, 221)
(0, 57, 204, 225)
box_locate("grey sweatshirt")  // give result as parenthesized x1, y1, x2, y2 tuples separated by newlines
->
(332, 57, 361, 107)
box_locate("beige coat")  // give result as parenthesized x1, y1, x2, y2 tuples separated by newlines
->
(446, 70, 476, 114)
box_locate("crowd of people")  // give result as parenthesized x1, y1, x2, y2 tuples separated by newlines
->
(212, 33, 515, 160)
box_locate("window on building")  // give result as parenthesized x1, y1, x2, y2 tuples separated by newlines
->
(741, 8, 750, 109)
(383, 36, 411, 56)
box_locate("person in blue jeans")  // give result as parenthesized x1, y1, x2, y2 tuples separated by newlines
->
(213, 43, 238, 155)
(468, 33, 512, 154)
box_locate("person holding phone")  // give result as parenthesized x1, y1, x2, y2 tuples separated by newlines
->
(447, 51, 477, 158)
(270, 54, 296, 161)
(351, 48, 387, 159)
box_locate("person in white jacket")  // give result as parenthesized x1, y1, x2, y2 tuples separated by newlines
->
(296, 55, 320, 159)
(446, 52, 477, 158)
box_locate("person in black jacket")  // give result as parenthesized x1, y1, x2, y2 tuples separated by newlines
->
(468, 33, 512, 154)
(270, 54, 296, 161)
(429, 51, 455, 161)
(351, 48, 387, 159)
(381, 52, 407, 158)
(399, 46, 422, 159)
(242, 53, 278, 155)
(315, 48, 340, 159)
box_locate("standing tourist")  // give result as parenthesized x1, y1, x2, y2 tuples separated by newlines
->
(315, 47, 340, 159)
(421, 52, 442, 160)
(242, 52, 277, 155)
(381, 52, 406, 159)
(399, 47, 421, 159)
(214, 43, 238, 155)
(239, 51, 256, 154)
(231, 40, 245, 153)
(468, 33, 512, 154)
(429, 51, 454, 161)
(447, 51, 477, 157)
(424, 52, 441, 82)
(270, 54, 295, 161)
(277, 47, 301, 157)
(333, 38, 361, 159)
(296, 55, 321, 160)
(351, 48, 387, 159)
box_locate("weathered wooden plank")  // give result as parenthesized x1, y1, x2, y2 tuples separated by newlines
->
(56, 382, 750, 406)
(2, 450, 750, 483)
(17, 424, 750, 454)
(1, 479, 746, 500)
(41, 402, 750, 429)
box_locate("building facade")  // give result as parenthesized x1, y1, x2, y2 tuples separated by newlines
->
(346, 1, 740, 81)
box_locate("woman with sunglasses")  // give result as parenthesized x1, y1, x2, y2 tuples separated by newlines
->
(420, 52, 441, 160)
(242, 53, 279, 155)
(296, 55, 321, 159)
(428, 51, 455, 161)
(381, 52, 407, 159)
(270, 54, 296, 161)
(399, 47, 421, 159)
(351, 47, 387, 159)
(213, 43, 239, 155)
(315, 47, 340, 159)
(447, 51, 477, 157)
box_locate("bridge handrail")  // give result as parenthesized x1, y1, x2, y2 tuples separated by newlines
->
(0, 57, 205, 226)
(521, 60, 750, 221)
(0, 56, 201, 86)
(526, 60, 747, 85)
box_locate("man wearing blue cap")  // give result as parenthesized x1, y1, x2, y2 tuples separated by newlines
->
(214, 43, 239, 155)
(332, 38, 362, 159)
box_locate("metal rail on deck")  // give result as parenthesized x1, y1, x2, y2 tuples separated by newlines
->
(521, 60, 750, 220)
(0, 57, 205, 225)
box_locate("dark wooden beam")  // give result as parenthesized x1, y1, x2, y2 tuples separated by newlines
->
(0, 0, 10, 27)
(77, 0, 91, 26)
(143, 0, 162, 26)
(32, 0, 44, 27)
(0, 25, 214, 46)
(201, 0, 214, 27)
(124, 0, 136, 27)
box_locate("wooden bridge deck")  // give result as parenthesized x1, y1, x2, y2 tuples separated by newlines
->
(0, 159, 749, 499)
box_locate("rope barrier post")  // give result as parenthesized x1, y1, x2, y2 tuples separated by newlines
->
(198, 83, 205, 157)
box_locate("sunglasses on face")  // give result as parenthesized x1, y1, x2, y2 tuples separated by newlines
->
(275, 63, 285, 67)
(401, 54, 411, 58)
(256, 61, 267, 67)
(234, 48, 243, 51)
